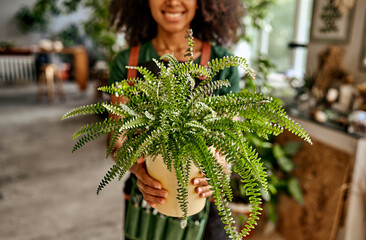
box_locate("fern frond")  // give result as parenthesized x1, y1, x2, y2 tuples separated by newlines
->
(102, 102, 140, 118)
(234, 127, 268, 193)
(135, 80, 159, 99)
(160, 54, 179, 69)
(194, 101, 217, 118)
(106, 131, 122, 158)
(174, 149, 190, 223)
(71, 118, 121, 153)
(176, 62, 211, 80)
(190, 79, 231, 102)
(159, 132, 174, 172)
(128, 129, 161, 168)
(98, 80, 141, 97)
(61, 103, 105, 120)
(97, 164, 123, 194)
(185, 120, 208, 133)
(204, 130, 265, 238)
(203, 91, 270, 117)
(127, 65, 157, 83)
(209, 56, 255, 80)
(72, 118, 120, 140)
(188, 134, 237, 237)
(240, 96, 312, 144)
(118, 117, 148, 132)
(235, 119, 284, 139)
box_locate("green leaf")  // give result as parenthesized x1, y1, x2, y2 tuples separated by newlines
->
(277, 156, 294, 172)
(287, 177, 304, 205)
(273, 144, 294, 172)
(265, 200, 277, 223)
(268, 183, 277, 195)
(283, 141, 303, 156)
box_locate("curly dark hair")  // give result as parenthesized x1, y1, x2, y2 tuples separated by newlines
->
(109, 0, 244, 47)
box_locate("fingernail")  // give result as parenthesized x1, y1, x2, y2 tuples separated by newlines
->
(193, 179, 199, 185)
(197, 188, 202, 194)
(159, 199, 165, 205)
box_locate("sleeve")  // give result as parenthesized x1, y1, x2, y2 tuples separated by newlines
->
(108, 49, 130, 86)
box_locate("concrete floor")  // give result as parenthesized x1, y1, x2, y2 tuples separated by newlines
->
(0, 82, 124, 240)
(0, 82, 285, 240)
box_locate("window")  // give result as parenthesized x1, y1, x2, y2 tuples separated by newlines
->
(236, 0, 314, 83)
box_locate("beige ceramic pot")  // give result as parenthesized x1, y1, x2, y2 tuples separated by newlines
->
(145, 154, 206, 217)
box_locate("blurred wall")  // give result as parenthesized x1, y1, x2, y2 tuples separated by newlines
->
(306, 0, 366, 83)
(0, 0, 90, 46)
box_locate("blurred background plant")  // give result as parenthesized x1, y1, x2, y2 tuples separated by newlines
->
(15, 0, 62, 34)
(240, 0, 277, 92)
(0, 40, 15, 49)
(241, 0, 276, 42)
(15, 0, 119, 63)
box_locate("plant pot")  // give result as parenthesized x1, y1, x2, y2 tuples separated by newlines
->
(145, 155, 206, 217)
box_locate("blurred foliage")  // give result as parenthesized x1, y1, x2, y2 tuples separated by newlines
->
(55, 24, 84, 47)
(82, 0, 116, 62)
(240, 0, 278, 89)
(63, 0, 83, 13)
(241, 0, 276, 42)
(0, 41, 15, 49)
(15, 0, 61, 33)
(15, 0, 117, 62)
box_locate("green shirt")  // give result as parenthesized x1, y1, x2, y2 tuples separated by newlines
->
(109, 40, 240, 95)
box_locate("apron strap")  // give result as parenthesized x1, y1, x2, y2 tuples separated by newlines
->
(126, 45, 140, 85)
(199, 41, 211, 68)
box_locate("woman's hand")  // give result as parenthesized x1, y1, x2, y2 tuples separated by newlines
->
(192, 177, 213, 198)
(129, 157, 168, 208)
(193, 149, 226, 199)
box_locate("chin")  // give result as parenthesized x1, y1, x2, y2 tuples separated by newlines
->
(160, 24, 190, 34)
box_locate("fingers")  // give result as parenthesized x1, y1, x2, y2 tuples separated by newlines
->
(137, 167, 162, 190)
(130, 159, 168, 207)
(192, 177, 208, 186)
(136, 156, 145, 164)
(192, 177, 213, 198)
(136, 179, 168, 199)
(131, 161, 161, 189)
(196, 185, 213, 198)
(137, 179, 168, 206)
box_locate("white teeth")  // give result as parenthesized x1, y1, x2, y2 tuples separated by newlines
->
(165, 13, 181, 18)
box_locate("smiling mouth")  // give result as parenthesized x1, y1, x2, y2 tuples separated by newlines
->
(163, 11, 185, 20)
(165, 12, 181, 18)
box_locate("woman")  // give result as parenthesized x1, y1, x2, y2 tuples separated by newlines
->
(108, 0, 244, 239)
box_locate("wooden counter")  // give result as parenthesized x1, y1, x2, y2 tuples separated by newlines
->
(276, 116, 364, 240)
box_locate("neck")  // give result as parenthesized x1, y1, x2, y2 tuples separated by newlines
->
(153, 28, 189, 52)
(152, 27, 202, 61)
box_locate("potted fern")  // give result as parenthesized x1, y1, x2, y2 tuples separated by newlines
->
(62, 31, 311, 239)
